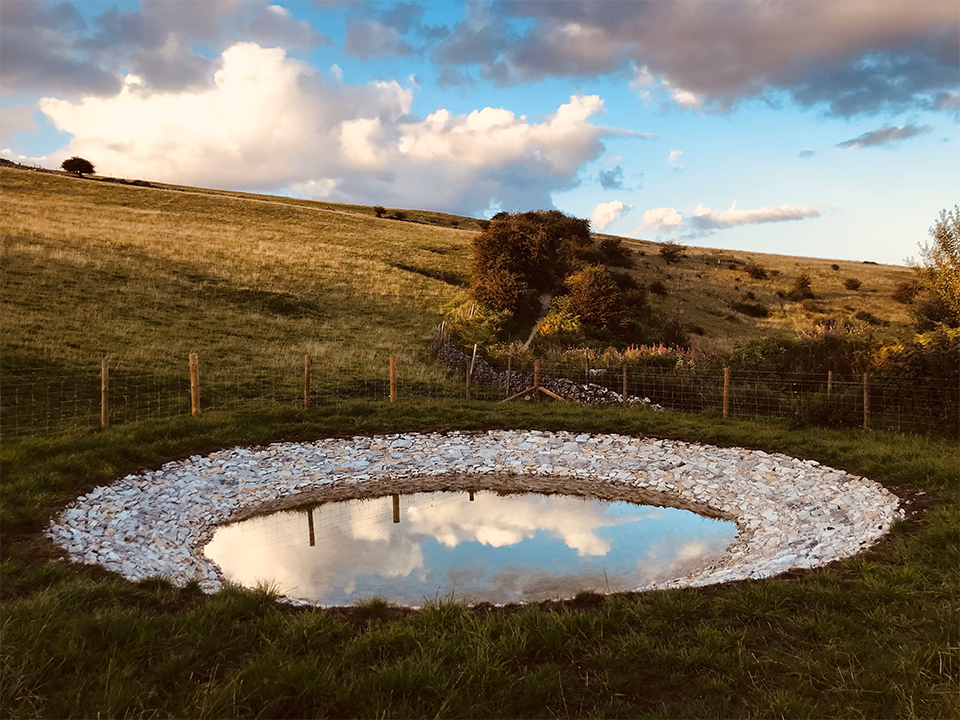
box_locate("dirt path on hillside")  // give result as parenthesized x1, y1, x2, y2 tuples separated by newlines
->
(524, 292, 553, 348)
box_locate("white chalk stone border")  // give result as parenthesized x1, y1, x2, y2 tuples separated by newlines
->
(47, 431, 903, 602)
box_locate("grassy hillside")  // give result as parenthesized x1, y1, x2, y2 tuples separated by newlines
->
(1, 167, 474, 388)
(2, 166, 917, 387)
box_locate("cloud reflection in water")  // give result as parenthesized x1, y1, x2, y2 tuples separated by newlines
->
(204, 491, 737, 606)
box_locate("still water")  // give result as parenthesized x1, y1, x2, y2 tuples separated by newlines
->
(204, 491, 738, 606)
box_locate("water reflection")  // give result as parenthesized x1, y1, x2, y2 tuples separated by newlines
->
(204, 491, 737, 606)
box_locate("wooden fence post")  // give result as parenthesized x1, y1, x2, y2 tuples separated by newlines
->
(189, 353, 200, 417)
(101, 357, 109, 429)
(863, 373, 870, 429)
(585, 355, 590, 385)
(304, 354, 311, 409)
(534, 360, 541, 403)
(723, 367, 731, 419)
(389, 354, 397, 403)
(827, 370, 833, 395)
(393, 494, 400, 524)
(622, 363, 627, 405)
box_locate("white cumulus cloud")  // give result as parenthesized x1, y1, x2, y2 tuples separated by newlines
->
(632, 207, 684, 234)
(668, 149, 684, 171)
(591, 200, 631, 231)
(38, 43, 617, 215)
(692, 200, 823, 229)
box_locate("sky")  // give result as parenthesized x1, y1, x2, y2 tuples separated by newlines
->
(1, 0, 958, 265)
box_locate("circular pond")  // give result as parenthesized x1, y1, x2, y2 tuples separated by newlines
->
(46, 430, 903, 604)
(204, 490, 739, 606)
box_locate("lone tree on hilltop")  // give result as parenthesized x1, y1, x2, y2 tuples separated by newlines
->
(61, 156, 95, 176)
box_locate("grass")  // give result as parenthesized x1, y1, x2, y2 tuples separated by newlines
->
(1, 403, 957, 718)
(1, 165, 955, 717)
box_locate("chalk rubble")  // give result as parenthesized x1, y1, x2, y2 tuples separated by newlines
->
(47, 431, 903, 600)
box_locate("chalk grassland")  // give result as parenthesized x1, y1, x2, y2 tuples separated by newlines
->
(2, 166, 916, 395)
(1, 406, 957, 719)
(1, 167, 472, 391)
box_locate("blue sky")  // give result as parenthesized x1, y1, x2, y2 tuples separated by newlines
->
(1, 0, 957, 264)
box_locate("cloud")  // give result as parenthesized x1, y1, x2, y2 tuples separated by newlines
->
(598, 164, 624, 189)
(691, 200, 823, 229)
(797, 148, 815, 158)
(668, 149, 684, 171)
(0, 1, 330, 97)
(591, 200, 631, 231)
(39, 43, 618, 216)
(835, 123, 934, 149)
(0, 105, 38, 143)
(345, 21, 414, 60)
(633, 207, 684, 234)
(436, 1, 959, 116)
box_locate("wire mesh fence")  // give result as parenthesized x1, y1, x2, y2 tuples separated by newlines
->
(1, 352, 956, 439)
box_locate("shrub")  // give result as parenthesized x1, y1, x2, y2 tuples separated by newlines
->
(800, 298, 821, 313)
(893, 280, 921, 304)
(855, 310, 887, 326)
(536, 295, 583, 342)
(565, 265, 627, 331)
(914, 205, 960, 328)
(597, 237, 633, 267)
(393, 210, 407, 221)
(658, 241, 685, 264)
(831, 264, 840, 271)
(730, 301, 769, 318)
(744, 262, 767, 279)
(61, 156, 95, 176)
(786, 273, 814, 301)
(872, 326, 960, 381)
(649, 280, 668, 296)
(844, 278, 862, 291)
(373, 205, 385, 218)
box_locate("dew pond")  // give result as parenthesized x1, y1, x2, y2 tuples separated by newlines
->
(204, 491, 738, 606)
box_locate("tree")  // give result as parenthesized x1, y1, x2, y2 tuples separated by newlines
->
(61, 157, 95, 176)
(914, 205, 960, 329)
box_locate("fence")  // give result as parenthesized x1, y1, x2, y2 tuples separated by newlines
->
(1, 350, 956, 440)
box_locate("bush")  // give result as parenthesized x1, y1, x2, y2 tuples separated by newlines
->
(597, 238, 633, 267)
(658, 241, 685, 264)
(914, 205, 960, 328)
(872, 326, 960, 381)
(892, 280, 921, 304)
(786, 273, 814, 301)
(373, 205, 385, 218)
(61, 156, 95, 176)
(831, 264, 840, 271)
(565, 265, 627, 331)
(855, 310, 887, 326)
(393, 210, 407, 221)
(730, 301, 769, 318)
(649, 280, 668, 296)
(744, 262, 767, 279)
(844, 278, 862, 291)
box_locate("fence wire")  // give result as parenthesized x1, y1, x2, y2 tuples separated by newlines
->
(1, 355, 956, 439)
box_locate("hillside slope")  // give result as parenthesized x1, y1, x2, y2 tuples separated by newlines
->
(2, 166, 916, 384)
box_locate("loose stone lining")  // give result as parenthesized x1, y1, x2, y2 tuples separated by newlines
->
(47, 431, 903, 601)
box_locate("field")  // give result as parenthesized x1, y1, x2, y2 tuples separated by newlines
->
(1, 166, 956, 718)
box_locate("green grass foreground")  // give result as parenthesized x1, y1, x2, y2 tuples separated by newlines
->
(1, 403, 958, 719)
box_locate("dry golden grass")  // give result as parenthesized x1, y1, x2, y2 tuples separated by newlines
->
(2, 165, 917, 388)
(598, 234, 916, 348)
(1, 167, 471, 384)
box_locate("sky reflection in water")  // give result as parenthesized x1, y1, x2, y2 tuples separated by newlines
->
(205, 491, 738, 606)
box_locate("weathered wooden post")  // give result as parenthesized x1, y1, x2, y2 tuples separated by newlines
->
(392, 494, 400, 523)
(304, 354, 311, 409)
(863, 373, 870, 429)
(465, 359, 471, 401)
(585, 355, 590, 385)
(534, 360, 541, 403)
(189, 353, 200, 417)
(827, 370, 833, 396)
(723, 367, 731, 419)
(307, 507, 315, 547)
(389, 354, 397, 403)
(469, 491, 475, 502)
(101, 357, 109, 429)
